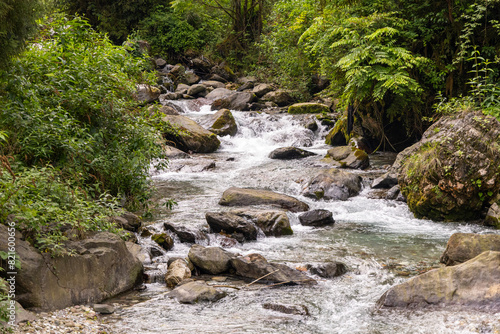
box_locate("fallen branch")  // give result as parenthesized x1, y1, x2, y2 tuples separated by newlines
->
(244, 269, 280, 288)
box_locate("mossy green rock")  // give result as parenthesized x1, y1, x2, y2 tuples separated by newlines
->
(208, 108, 237, 136)
(151, 233, 174, 251)
(288, 102, 330, 114)
(162, 114, 220, 153)
(440, 233, 500, 266)
(325, 146, 369, 170)
(396, 112, 500, 222)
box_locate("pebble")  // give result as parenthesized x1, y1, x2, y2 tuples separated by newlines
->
(13, 304, 123, 334)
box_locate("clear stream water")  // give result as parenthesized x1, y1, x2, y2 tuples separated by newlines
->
(104, 102, 500, 334)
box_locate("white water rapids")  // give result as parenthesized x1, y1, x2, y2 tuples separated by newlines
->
(104, 102, 500, 334)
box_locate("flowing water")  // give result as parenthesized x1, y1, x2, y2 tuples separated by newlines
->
(104, 101, 500, 334)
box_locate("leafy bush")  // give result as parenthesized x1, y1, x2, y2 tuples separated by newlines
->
(0, 15, 166, 210)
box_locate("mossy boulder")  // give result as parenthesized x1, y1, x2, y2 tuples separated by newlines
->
(440, 233, 500, 266)
(396, 112, 500, 221)
(325, 146, 370, 170)
(288, 102, 330, 114)
(162, 115, 220, 153)
(151, 233, 174, 251)
(207, 108, 237, 136)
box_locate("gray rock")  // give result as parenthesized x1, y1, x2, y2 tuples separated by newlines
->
(166, 281, 226, 304)
(175, 83, 190, 94)
(301, 169, 362, 201)
(378, 251, 500, 311)
(228, 209, 293, 237)
(185, 72, 200, 85)
(230, 253, 315, 285)
(306, 262, 347, 278)
(205, 88, 233, 100)
(440, 233, 500, 266)
(187, 84, 207, 97)
(205, 212, 258, 242)
(371, 173, 398, 189)
(386, 185, 405, 201)
(326, 146, 369, 170)
(269, 147, 316, 160)
(126, 242, 151, 264)
(211, 91, 256, 111)
(163, 222, 205, 243)
(188, 245, 233, 275)
(93, 304, 115, 314)
(0, 225, 143, 312)
(201, 80, 226, 89)
(155, 58, 167, 68)
(164, 145, 190, 159)
(485, 202, 500, 228)
(252, 83, 274, 97)
(13, 301, 37, 324)
(298, 210, 335, 227)
(219, 187, 309, 212)
(162, 115, 220, 153)
(262, 90, 294, 106)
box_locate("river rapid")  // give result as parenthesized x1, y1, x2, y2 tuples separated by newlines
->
(104, 101, 500, 334)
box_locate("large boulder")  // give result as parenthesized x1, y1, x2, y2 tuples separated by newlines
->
(219, 187, 309, 212)
(205, 109, 238, 137)
(325, 146, 370, 170)
(162, 115, 220, 153)
(301, 169, 362, 201)
(225, 209, 293, 237)
(268, 147, 316, 160)
(211, 91, 256, 111)
(187, 245, 233, 275)
(440, 233, 500, 266)
(288, 103, 330, 114)
(205, 212, 259, 242)
(378, 251, 500, 311)
(230, 253, 315, 285)
(395, 112, 500, 221)
(0, 226, 143, 311)
(166, 281, 226, 304)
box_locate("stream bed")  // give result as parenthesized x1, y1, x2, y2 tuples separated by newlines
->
(103, 103, 500, 334)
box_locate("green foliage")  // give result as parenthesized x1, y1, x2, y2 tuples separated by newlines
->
(136, 5, 209, 60)
(0, 15, 167, 211)
(0, 167, 124, 256)
(0, 0, 44, 69)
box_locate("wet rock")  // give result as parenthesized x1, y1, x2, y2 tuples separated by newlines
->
(305, 118, 318, 131)
(205, 87, 233, 100)
(211, 91, 256, 111)
(205, 108, 238, 136)
(205, 212, 258, 242)
(0, 226, 143, 311)
(166, 281, 226, 304)
(298, 209, 335, 227)
(163, 222, 206, 243)
(188, 245, 233, 275)
(326, 146, 370, 170)
(162, 115, 220, 153)
(440, 233, 500, 266)
(325, 126, 347, 146)
(262, 303, 310, 316)
(93, 304, 115, 314)
(306, 262, 347, 278)
(386, 185, 405, 201)
(185, 72, 200, 85)
(395, 111, 500, 221)
(231, 253, 316, 285)
(164, 145, 190, 159)
(301, 169, 362, 201)
(151, 233, 174, 251)
(165, 259, 192, 288)
(187, 84, 207, 97)
(219, 187, 309, 212)
(252, 83, 274, 97)
(371, 173, 398, 189)
(262, 89, 294, 106)
(378, 251, 500, 311)
(227, 209, 293, 237)
(136, 84, 161, 104)
(485, 202, 500, 228)
(288, 102, 330, 114)
(268, 147, 316, 160)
